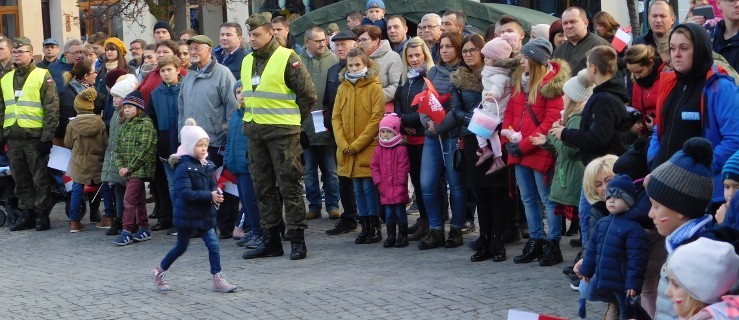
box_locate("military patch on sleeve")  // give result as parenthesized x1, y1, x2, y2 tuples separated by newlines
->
(292, 61, 301, 68)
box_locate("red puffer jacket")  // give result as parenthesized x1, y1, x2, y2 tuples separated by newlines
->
(502, 60, 569, 174)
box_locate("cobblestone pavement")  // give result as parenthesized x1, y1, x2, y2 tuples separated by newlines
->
(0, 202, 604, 319)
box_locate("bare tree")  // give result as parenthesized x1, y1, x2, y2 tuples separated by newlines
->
(83, 0, 240, 31)
(627, 0, 640, 36)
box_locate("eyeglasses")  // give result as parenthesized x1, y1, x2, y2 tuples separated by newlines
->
(307, 38, 326, 44)
(357, 37, 372, 44)
(461, 48, 479, 56)
(418, 25, 439, 30)
(70, 50, 86, 56)
(11, 50, 31, 55)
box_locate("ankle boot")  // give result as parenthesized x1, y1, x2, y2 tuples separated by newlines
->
(289, 229, 307, 260)
(354, 216, 369, 244)
(513, 238, 544, 264)
(471, 233, 493, 262)
(10, 209, 36, 231)
(243, 226, 284, 259)
(539, 239, 563, 266)
(365, 216, 382, 244)
(383, 224, 396, 248)
(212, 272, 237, 292)
(408, 218, 420, 234)
(395, 224, 408, 247)
(35, 210, 50, 231)
(566, 219, 580, 236)
(445, 227, 463, 248)
(491, 234, 507, 262)
(418, 228, 445, 250)
(407, 218, 429, 241)
(106, 218, 122, 236)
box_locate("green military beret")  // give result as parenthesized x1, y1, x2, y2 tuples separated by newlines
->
(246, 13, 270, 31)
(13, 37, 31, 48)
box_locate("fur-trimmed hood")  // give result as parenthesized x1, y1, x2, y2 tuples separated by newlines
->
(450, 65, 483, 92)
(338, 61, 381, 83)
(493, 56, 520, 70)
(511, 58, 570, 99)
(168, 154, 181, 168)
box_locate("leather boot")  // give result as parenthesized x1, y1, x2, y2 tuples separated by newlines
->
(470, 233, 493, 262)
(383, 224, 396, 248)
(365, 216, 382, 244)
(395, 224, 408, 248)
(35, 210, 51, 231)
(106, 218, 122, 236)
(408, 218, 420, 234)
(491, 234, 507, 262)
(10, 209, 35, 231)
(326, 212, 357, 235)
(513, 239, 544, 264)
(418, 228, 445, 250)
(539, 239, 563, 266)
(289, 229, 307, 260)
(243, 226, 284, 259)
(445, 227, 463, 248)
(354, 216, 369, 244)
(566, 219, 580, 236)
(502, 223, 522, 244)
(407, 218, 428, 241)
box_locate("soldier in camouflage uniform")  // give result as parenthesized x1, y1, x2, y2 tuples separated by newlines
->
(0, 37, 59, 231)
(241, 14, 317, 261)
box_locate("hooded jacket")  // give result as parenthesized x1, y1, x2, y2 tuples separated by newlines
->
(299, 48, 339, 145)
(712, 19, 739, 72)
(630, 58, 661, 121)
(502, 60, 569, 174)
(369, 40, 403, 102)
(64, 114, 108, 184)
(650, 23, 739, 203)
(170, 154, 217, 231)
(101, 104, 125, 185)
(481, 56, 518, 115)
(332, 63, 384, 178)
(370, 143, 410, 205)
(561, 75, 632, 165)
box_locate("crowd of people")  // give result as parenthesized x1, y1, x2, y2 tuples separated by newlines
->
(1, 0, 739, 317)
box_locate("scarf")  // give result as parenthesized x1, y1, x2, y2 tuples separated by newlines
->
(345, 67, 368, 84)
(521, 72, 530, 93)
(407, 66, 425, 80)
(665, 214, 713, 254)
(633, 64, 660, 88)
(379, 134, 403, 148)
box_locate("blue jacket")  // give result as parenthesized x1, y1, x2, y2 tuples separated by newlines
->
(172, 155, 218, 230)
(223, 107, 249, 174)
(48, 56, 74, 95)
(649, 65, 739, 202)
(580, 210, 649, 296)
(712, 20, 739, 72)
(148, 80, 181, 159)
(215, 46, 247, 80)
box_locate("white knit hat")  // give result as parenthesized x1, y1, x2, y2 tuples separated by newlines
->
(562, 69, 594, 103)
(109, 74, 138, 98)
(175, 118, 210, 158)
(668, 237, 739, 304)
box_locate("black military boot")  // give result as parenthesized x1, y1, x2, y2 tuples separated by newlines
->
(354, 216, 369, 244)
(243, 226, 284, 259)
(513, 239, 544, 264)
(395, 224, 408, 248)
(35, 210, 51, 231)
(289, 229, 307, 260)
(418, 228, 445, 250)
(539, 239, 564, 266)
(10, 209, 36, 231)
(365, 216, 382, 244)
(383, 224, 396, 248)
(491, 234, 507, 262)
(470, 233, 493, 262)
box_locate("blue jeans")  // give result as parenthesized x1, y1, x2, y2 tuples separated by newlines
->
(236, 172, 261, 236)
(579, 188, 592, 247)
(514, 165, 560, 240)
(352, 177, 378, 217)
(160, 228, 222, 275)
(69, 182, 84, 221)
(162, 159, 177, 204)
(384, 204, 407, 225)
(99, 183, 115, 218)
(303, 145, 340, 212)
(420, 136, 466, 229)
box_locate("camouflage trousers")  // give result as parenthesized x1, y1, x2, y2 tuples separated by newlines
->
(7, 138, 55, 211)
(244, 123, 307, 230)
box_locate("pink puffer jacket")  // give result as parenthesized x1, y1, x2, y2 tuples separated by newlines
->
(370, 144, 410, 205)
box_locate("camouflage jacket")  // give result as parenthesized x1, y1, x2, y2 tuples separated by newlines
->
(0, 63, 59, 141)
(114, 115, 156, 180)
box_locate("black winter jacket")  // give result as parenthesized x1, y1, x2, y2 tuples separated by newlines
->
(394, 72, 426, 139)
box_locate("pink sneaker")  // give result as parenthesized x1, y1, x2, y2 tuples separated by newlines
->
(212, 273, 237, 293)
(150, 267, 171, 291)
(475, 147, 494, 166)
(485, 157, 506, 175)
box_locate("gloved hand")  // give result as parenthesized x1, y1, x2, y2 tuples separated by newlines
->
(37, 140, 53, 156)
(505, 142, 523, 157)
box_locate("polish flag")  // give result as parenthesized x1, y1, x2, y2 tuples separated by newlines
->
(507, 310, 567, 320)
(612, 26, 633, 53)
(413, 78, 450, 123)
(215, 167, 239, 197)
(62, 174, 73, 192)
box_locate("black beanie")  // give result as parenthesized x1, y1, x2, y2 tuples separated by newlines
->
(614, 137, 650, 180)
(153, 21, 173, 37)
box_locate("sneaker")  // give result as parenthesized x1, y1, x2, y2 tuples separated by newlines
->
(569, 278, 580, 291)
(212, 272, 237, 293)
(244, 234, 263, 249)
(113, 231, 133, 246)
(236, 231, 254, 247)
(150, 267, 171, 291)
(133, 229, 152, 242)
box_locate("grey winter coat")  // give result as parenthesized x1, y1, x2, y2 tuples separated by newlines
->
(299, 48, 339, 145)
(369, 40, 403, 103)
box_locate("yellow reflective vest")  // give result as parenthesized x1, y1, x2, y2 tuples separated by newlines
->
(241, 46, 300, 125)
(2, 68, 46, 129)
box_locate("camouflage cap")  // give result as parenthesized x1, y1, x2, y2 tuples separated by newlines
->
(186, 35, 214, 47)
(13, 37, 31, 48)
(246, 13, 270, 31)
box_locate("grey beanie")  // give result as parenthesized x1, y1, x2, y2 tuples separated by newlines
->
(521, 38, 553, 66)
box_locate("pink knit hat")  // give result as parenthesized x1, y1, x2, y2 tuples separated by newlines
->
(481, 37, 513, 61)
(378, 113, 402, 147)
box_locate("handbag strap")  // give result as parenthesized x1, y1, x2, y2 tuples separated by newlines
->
(525, 102, 541, 127)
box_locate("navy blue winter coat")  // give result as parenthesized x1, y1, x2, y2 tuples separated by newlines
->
(48, 57, 74, 95)
(580, 210, 649, 295)
(148, 81, 181, 159)
(215, 46, 247, 80)
(712, 20, 739, 72)
(223, 107, 249, 174)
(172, 155, 218, 230)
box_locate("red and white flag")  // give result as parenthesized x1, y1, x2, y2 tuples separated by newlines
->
(612, 26, 633, 53)
(507, 309, 567, 320)
(412, 78, 450, 123)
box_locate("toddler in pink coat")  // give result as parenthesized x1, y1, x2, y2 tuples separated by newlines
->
(371, 113, 410, 248)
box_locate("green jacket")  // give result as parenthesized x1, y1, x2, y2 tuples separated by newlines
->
(0, 63, 59, 142)
(541, 113, 584, 206)
(114, 115, 156, 180)
(299, 48, 338, 145)
(101, 106, 125, 185)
